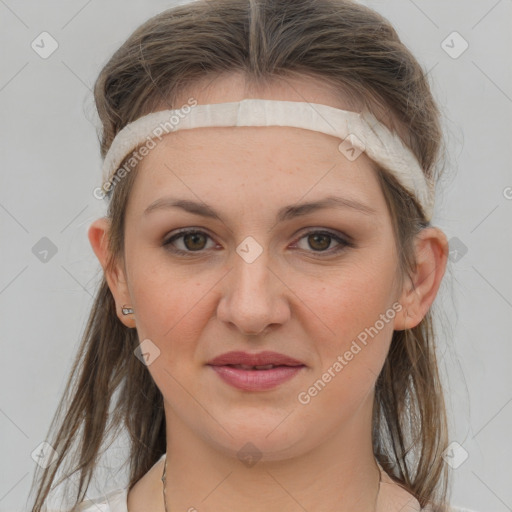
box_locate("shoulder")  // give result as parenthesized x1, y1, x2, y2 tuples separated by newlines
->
(74, 487, 128, 512)
(73, 454, 165, 512)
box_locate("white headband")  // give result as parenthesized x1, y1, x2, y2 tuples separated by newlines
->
(100, 98, 434, 221)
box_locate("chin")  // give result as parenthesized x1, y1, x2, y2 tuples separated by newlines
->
(202, 411, 312, 462)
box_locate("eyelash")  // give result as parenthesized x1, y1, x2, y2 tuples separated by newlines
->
(162, 228, 354, 257)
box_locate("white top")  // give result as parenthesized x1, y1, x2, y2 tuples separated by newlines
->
(75, 453, 476, 512)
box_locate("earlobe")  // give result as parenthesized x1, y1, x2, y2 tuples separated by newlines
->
(393, 227, 449, 331)
(88, 218, 136, 328)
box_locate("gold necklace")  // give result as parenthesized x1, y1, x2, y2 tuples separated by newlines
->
(161, 455, 382, 512)
(161, 457, 169, 512)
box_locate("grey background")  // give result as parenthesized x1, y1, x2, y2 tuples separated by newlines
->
(1, 0, 511, 511)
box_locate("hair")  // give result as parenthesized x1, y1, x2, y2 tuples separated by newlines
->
(29, 0, 451, 510)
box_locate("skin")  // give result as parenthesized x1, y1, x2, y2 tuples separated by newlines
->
(89, 72, 448, 512)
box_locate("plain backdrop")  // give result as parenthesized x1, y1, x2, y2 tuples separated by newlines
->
(1, 1, 511, 511)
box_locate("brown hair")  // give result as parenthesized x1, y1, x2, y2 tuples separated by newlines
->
(29, 0, 450, 510)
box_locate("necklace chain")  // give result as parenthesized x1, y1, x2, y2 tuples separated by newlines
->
(161, 457, 169, 512)
(161, 455, 381, 512)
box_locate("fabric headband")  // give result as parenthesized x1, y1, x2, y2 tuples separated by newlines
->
(100, 98, 435, 221)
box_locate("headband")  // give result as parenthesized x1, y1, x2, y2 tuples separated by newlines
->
(99, 98, 435, 221)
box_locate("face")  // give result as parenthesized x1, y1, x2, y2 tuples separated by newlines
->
(101, 73, 413, 461)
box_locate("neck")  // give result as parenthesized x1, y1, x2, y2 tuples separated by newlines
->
(162, 399, 381, 512)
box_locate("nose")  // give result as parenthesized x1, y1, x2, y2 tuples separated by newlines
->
(215, 245, 291, 337)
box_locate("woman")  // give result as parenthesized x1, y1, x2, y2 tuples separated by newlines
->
(29, 0, 462, 511)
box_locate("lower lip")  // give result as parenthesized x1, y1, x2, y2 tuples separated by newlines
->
(208, 365, 305, 391)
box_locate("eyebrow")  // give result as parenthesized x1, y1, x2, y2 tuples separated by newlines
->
(143, 195, 377, 221)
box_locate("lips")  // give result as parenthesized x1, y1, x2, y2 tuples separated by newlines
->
(207, 350, 305, 368)
(207, 351, 306, 391)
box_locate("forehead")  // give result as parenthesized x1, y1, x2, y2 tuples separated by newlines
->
(126, 72, 388, 219)
(131, 125, 385, 221)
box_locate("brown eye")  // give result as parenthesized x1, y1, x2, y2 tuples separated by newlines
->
(182, 231, 207, 251)
(163, 228, 353, 257)
(307, 233, 331, 251)
(163, 229, 215, 254)
(293, 229, 352, 255)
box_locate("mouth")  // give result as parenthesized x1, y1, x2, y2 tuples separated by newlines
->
(206, 351, 306, 391)
(221, 363, 299, 370)
(207, 350, 306, 368)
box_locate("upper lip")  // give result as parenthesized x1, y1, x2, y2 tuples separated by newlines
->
(207, 351, 305, 367)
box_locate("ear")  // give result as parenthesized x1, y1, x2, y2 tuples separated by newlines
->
(88, 217, 136, 328)
(393, 227, 449, 331)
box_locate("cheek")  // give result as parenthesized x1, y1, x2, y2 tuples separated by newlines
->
(296, 292, 394, 428)
(128, 256, 217, 357)
(300, 255, 398, 395)
(308, 255, 397, 339)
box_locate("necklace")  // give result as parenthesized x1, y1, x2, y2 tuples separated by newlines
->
(161, 456, 169, 512)
(161, 455, 382, 512)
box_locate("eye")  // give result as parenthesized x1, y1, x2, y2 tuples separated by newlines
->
(163, 227, 353, 257)
(163, 229, 216, 255)
(292, 229, 353, 255)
